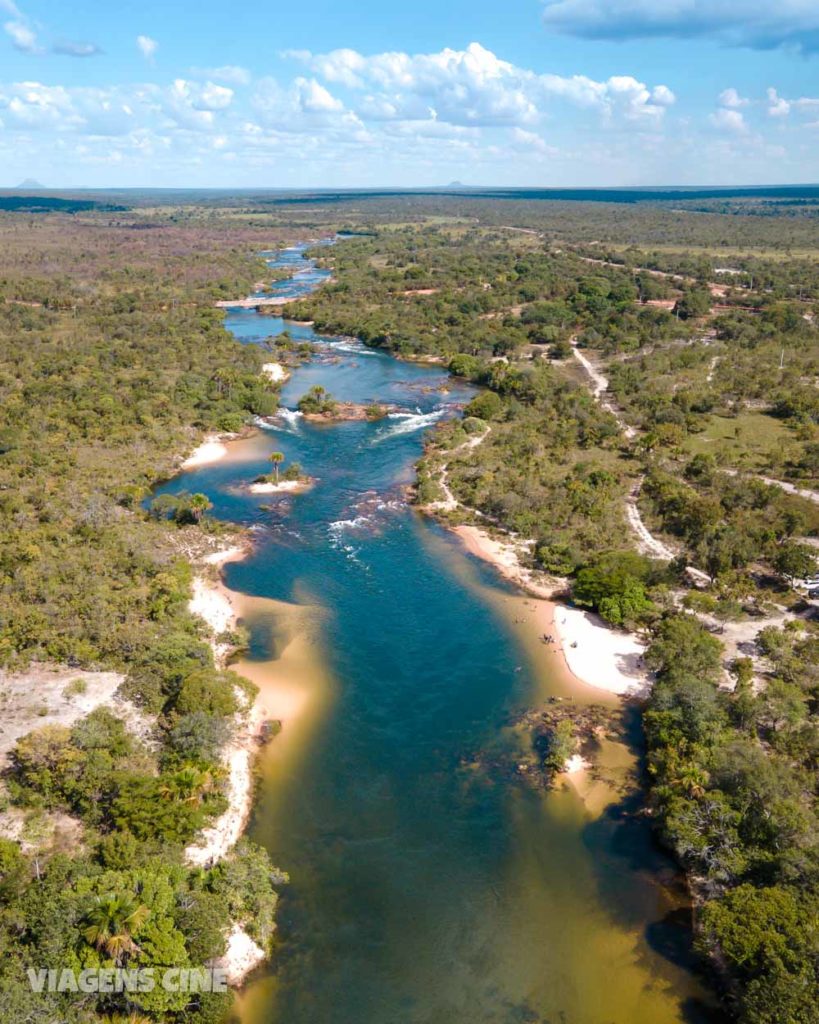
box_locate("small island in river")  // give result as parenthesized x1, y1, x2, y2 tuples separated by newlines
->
(292, 384, 409, 422)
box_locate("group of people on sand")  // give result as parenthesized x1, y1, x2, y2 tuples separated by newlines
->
(542, 632, 578, 649)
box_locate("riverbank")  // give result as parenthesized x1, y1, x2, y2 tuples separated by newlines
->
(452, 524, 649, 697)
(181, 435, 231, 469)
(184, 538, 269, 984)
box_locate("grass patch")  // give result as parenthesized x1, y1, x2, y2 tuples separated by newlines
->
(685, 412, 791, 469)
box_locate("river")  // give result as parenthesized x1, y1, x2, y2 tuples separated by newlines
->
(159, 242, 718, 1024)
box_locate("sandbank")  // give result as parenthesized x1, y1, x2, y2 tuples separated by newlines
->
(181, 436, 229, 469)
(249, 478, 312, 495)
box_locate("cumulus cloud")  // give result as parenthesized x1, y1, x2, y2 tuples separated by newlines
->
(251, 75, 358, 135)
(0, 81, 146, 134)
(1, 2, 101, 58)
(767, 87, 791, 117)
(136, 35, 157, 61)
(286, 42, 674, 128)
(511, 127, 552, 153)
(710, 107, 748, 134)
(719, 88, 748, 108)
(541, 0, 819, 53)
(0, 77, 237, 137)
(162, 79, 234, 131)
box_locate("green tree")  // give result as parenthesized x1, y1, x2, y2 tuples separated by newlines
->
(269, 451, 285, 482)
(83, 892, 150, 963)
(773, 543, 817, 586)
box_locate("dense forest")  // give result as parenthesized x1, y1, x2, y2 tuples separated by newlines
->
(0, 193, 817, 1023)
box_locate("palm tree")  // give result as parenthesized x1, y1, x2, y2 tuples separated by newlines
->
(269, 451, 285, 482)
(83, 893, 150, 963)
(187, 492, 213, 523)
(211, 367, 239, 397)
(159, 766, 215, 806)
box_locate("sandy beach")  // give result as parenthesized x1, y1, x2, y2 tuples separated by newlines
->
(553, 605, 647, 696)
(185, 543, 274, 983)
(212, 924, 267, 986)
(453, 525, 649, 697)
(181, 436, 230, 469)
(185, 535, 331, 983)
(453, 524, 562, 600)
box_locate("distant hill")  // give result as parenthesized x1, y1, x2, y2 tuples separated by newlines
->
(15, 178, 46, 189)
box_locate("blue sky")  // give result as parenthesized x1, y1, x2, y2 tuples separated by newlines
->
(1, 0, 818, 187)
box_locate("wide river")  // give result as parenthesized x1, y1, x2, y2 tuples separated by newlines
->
(161, 243, 718, 1024)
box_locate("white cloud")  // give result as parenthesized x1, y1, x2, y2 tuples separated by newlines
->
(541, 0, 819, 53)
(767, 87, 791, 118)
(163, 79, 234, 130)
(251, 75, 355, 134)
(5, 38, 819, 188)
(4, 18, 38, 53)
(191, 65, 251, 86)
(512, 127, 552, 153)
(0, 81, 146, 134)
(287, 42, 674, 128)
(296, 77, 344, 113)
(710, 107, 748, 134)
(719, 88, 748, 108)
(136, 35, 157, 61)
(0, 81, 77, 128)
(2, 3, 101, 58)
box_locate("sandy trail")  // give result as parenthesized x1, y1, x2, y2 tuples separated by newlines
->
(569, 339, 712, 581)
(423, 429, 490, 514)
(570, 339, 637, 439)
(724, 469, 819, 506)
(625, 482, 676, 561)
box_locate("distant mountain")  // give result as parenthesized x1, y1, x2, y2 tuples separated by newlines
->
(15, 178, 46, 189)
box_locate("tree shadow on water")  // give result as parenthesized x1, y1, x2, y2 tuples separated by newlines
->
(579, 704, 728, 1024)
